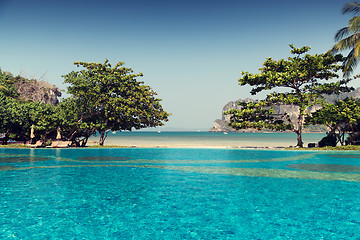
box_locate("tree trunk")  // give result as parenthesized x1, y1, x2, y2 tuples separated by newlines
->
(80, 137, 89, 147)
(2, 134, 9, 145)
(99, 129, 106, 146)
(348, 123, 355, 145)
(296, 114, 304, 148)
(339, 131, 345, 146)
(42, 133, 48, 146)
(296, 130, 303, 147)
(99, 118, 109, 146)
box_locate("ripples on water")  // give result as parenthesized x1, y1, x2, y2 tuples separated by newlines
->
(0, 148, 359, 239)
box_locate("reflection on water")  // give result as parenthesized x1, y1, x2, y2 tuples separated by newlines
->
(0, 156, 50, 162)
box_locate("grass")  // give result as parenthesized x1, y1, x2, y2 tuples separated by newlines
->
(285, 145, 360, 151)
(0, 144, 31, 148)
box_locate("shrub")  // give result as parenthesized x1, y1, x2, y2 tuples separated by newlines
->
(318, 134, 337, 147)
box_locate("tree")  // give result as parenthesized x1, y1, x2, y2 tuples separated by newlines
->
(225, 45, 353, 147)
(225, 100, 292, 132)
(57, 98, 97, 147)
(0, 70, 19, 98)
(62, 59, 170, 145)
(0, 92, 60, 145)
(331, 1, 360, 75)
(30, 102, 61, 143)
(306, 97, 360, 146)
(0, 70, 62, 145)
(0, 93, 21, 144)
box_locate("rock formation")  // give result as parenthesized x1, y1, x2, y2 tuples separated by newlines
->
(15, 79, 62, 105)
(210, 89, 360, 132)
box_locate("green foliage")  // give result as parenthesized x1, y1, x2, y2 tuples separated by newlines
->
(0, 59, 169, 146)
(331, 1, 360, 75)
(346, 133, 360, 145)
(0, 91, 60, 144)
(30, 102, 60, 141)
(306, 97, 360, 146)
(62, 59, 170, 145)
(0, 70, 19, 98)
(318, 134, 337, 147)
(226, 100, 292, 131)
(0, 70, 61, 144)
(226, 44, 353, 147)
(57, 97, 98, 147)
(285, 145, 360, 151)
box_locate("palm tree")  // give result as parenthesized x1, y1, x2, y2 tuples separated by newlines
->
(331, 1, 360, 76)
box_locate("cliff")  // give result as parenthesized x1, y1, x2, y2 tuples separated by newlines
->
(15, 79, 62, 105)
(210, 89, 360, 132)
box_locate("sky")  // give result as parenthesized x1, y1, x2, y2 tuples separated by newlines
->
(0, 0, 356, 130)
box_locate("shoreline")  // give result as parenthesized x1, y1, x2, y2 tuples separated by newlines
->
(87, 144, 287, 149)
(85, 139, 290, 149)
(2, 143, 360, 150)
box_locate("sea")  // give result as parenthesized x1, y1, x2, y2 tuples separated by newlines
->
(89, 131, 327, 148)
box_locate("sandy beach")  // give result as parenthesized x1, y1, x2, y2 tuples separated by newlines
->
(88, 132, 326, 149)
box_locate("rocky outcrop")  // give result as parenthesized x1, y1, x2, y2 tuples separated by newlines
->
(210, 89, 360, 132)
(210, 98, 253, 132)
(15, 79, 62, 105)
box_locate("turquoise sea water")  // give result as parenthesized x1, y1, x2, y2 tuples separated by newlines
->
(91, 131, 327, 147)
(1, 148, 360, 239)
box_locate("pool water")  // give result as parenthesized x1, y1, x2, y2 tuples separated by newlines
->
(1, 148, 360, 239)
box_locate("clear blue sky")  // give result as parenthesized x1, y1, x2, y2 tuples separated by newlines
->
(0, 0, 355, 130)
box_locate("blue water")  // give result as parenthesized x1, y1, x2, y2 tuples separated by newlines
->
(91, 131, 327, 147)
(1, 148, 360, 239)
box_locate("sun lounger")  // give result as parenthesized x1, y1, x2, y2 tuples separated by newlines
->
(30, 140, 44, 148)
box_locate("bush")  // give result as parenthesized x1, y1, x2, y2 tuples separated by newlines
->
(318, 134, 337, 147)
(346, 133, 360, 145)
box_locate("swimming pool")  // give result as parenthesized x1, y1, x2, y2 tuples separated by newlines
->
(1, 148, 360, 239)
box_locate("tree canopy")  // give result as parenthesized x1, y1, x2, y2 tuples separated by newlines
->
(0, 92, 59, 145)
(306, 97, 360, 146)
(62, 60, 170, 145)
(0, 60, 169, 146)
(0, 70, 19, 98)
(225, 45, 353, 147)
